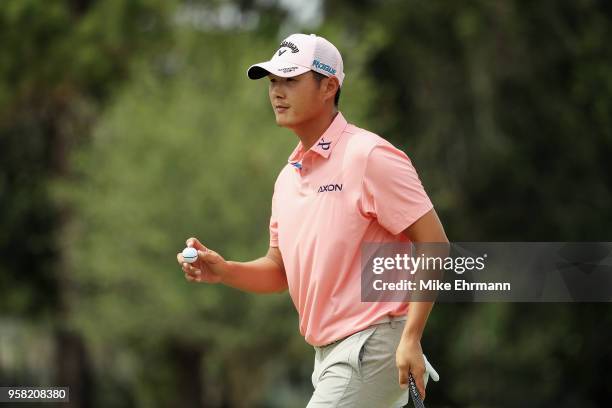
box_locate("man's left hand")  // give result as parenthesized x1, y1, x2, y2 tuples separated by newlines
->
(396, 336, 426, 399)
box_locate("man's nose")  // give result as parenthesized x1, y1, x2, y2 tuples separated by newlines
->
(270, 82, 286, 99)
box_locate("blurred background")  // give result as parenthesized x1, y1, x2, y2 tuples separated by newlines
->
(1, 0, 611, 407)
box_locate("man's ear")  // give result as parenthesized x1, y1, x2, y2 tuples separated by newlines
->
(324, 76, 340, 102)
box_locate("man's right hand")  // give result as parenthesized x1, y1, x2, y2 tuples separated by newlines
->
(176, 237, 227, 283)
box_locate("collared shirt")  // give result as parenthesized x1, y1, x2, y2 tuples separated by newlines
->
(270, 112, 433, 346)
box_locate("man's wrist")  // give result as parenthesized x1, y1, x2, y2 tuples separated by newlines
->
(401, 325, 424, 342)
(218, 261, 234, 284)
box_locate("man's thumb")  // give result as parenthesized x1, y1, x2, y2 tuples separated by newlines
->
(186, 237, 205, 250)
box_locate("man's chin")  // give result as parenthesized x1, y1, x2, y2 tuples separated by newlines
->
(274, 116, 293, 128)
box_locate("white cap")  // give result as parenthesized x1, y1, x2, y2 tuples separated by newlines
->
(247, 33, 345, 87)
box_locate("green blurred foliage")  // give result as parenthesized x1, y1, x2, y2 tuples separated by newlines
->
(0, 0, 175, 315)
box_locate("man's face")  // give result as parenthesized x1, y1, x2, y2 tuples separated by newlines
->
(267, 71, 327, 129)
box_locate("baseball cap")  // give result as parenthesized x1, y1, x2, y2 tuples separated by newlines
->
(247, 33, 345, 87)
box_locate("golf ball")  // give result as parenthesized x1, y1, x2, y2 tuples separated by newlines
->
(182, 247, 198, 264)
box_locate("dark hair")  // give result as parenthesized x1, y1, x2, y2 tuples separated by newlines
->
(311, 71, 341, 107)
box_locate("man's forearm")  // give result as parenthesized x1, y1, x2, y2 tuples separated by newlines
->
(402, 301, 434, 341)
(402, 243, 447, 341)
(222, 256, 288, 294)
(400, 208, 449, 342)
(402, 243, 446, 341)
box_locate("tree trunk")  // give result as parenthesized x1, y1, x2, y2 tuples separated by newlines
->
(169, 342, 204, 408)
(54, 327, 93, 408)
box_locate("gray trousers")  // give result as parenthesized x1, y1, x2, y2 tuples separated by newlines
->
(307, 317, 425, 408)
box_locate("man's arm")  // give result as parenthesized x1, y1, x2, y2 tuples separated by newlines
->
(223, 246, 288, 293)
(402, 208, 448, 339)
(177, 238, 288, 294)
(396, 208, 449, 399)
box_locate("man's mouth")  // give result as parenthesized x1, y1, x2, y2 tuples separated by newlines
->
(275, 105, 289, 113)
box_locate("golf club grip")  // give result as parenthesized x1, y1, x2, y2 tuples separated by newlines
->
(401, 375, 425, 408)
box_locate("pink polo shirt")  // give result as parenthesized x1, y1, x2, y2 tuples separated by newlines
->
(270, 112, 433, 346)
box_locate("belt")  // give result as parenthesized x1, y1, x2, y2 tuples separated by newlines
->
(373, 314, 408, 326)
(318, 314, 408, 348)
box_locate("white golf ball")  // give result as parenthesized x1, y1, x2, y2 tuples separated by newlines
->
(182, 247, 198, 264)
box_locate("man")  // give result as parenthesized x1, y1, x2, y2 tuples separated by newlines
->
(177, 33, 447, 407)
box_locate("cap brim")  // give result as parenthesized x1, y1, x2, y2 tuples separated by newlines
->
(247, 60, 311, 80)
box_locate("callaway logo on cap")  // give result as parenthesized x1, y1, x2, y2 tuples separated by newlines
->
(247, 33, 345, 86)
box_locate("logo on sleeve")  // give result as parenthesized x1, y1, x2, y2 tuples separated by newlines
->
(318, 184, 343, 193)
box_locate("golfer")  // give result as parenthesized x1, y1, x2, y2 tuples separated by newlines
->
(177, 33, 448, 407)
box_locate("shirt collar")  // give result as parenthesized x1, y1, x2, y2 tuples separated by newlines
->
(288, 112, 348, 164)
